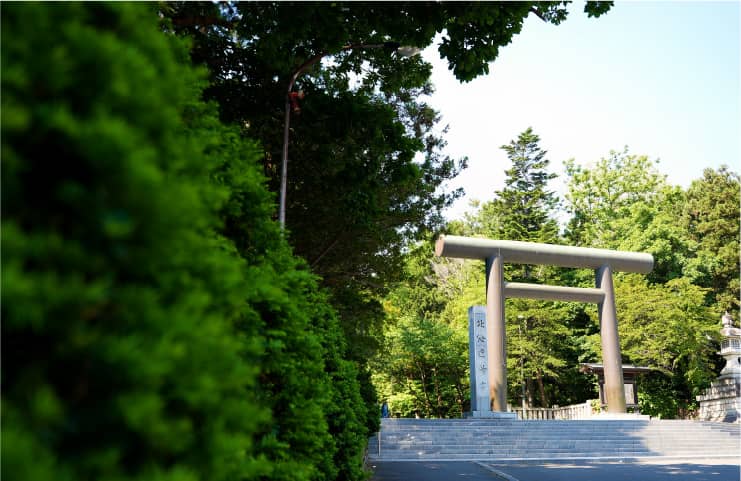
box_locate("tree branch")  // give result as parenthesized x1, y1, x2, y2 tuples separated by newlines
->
(310, 235, 342, 268)
(529, 7, 547, 22)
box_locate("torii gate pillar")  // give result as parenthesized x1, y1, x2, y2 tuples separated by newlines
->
(485, 255, 507, 412)
(596, 264, 626, 413)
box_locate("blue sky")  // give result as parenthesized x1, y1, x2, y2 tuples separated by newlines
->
(423, 1, 740, 220)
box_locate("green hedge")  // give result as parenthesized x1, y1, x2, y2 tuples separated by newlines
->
(2, 3, 373, 481)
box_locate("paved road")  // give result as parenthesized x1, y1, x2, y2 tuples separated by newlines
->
(370, 459, 741, 481)
(483, 459, 740, 481)
(369, 461, 498, 481)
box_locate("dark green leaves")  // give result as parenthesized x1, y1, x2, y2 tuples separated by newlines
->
(2, 4, 375, 481)
(584, 1, 615, 18)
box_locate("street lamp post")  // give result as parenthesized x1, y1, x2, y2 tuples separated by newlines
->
(279, 42, 420, 229)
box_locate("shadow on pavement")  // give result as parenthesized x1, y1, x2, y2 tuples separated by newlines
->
(370, 461, 499, 481)
(485, 459, 740, 481)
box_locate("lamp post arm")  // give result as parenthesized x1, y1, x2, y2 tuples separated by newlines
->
(280, 49, 333, 229)
(280, 48, 333, 228)
(287, 43, 398, 94)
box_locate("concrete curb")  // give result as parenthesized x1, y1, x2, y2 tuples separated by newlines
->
(367, 454, 741, 463)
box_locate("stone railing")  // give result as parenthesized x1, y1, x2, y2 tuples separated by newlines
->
(512, 401, 595, 420)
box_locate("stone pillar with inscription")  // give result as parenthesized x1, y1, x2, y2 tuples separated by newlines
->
(466, 306, 517, 419)
(468, 306, 490, 414)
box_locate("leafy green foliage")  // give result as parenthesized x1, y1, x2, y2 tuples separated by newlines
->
(2, 4, 265, 480)
(681, 166, 740, 311)
(480, 127, 560, 245)
(563, 154, 735, 414)
(439, 2, 612, 80)
(599, 276, 718, 414)
(620, 277, 717, 384)
(564, 150, 667, 247)
(636, 373, 682, 419)
(564, 150, 697, 284)
(164, 3, 467, 381)
(2, 4, 375, 481)
(373, 243, 470, 417)
(376, 312, 468, 418)
(162, 1, 612, 376)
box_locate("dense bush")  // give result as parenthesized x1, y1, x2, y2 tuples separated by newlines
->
(2, 3, 373, 481)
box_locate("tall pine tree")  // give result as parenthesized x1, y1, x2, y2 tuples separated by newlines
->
(496, 127, 559, 246)
(474, 128, 588, 408)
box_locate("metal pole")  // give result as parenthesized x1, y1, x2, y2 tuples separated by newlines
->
(279, 92, 291, 228)
(596, 264, 626, 413)
(279, 51, 326, 230)
(486, 255, 507, 412)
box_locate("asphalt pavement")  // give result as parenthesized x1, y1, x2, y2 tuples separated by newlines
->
(369, 458, 741, 481)
(369, 461, 500, 481)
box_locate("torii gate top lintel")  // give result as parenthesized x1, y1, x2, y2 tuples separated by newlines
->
(435, 235, 653, 274)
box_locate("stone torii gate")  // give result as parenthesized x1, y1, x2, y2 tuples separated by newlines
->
(435, 235, 654, 414)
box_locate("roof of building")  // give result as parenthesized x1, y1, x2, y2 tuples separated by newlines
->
(579, 363, 652, 374)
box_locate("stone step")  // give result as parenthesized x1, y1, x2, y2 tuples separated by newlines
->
(379, 442, 736, 450)
(378, 446, 706, 453)
(378, 426, 730, 433)
(379, 431, 732, 436)
(371, 418, 740, 460)
(377, 447, 736, 455)
(380, 437, 735, 444)
(378, 437, 737, 444)
(376, 448, 657, 454)
(371, 452, 697, 460)
(378, 435, 735, 441)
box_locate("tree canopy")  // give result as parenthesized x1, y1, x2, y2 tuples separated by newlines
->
(3, 4, 370, 481)
(162, 1, 614, 364)
(682, 167, 740, 311)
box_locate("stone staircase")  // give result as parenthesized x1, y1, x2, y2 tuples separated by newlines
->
(368, 418, 741, 461)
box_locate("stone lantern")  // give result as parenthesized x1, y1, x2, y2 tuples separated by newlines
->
(719, 312, 741, 377)
(697, 312, 741, 422)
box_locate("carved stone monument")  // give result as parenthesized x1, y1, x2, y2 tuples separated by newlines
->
(697, 312, 741, 423)
(468, 306, 490, 414)
(466, 306, 516, 418)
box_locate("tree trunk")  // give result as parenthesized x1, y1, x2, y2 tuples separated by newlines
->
(536, 369, 549, 407)
(432, 368, 444, 417)
(418, 363, 432, 417)
(455, 382, 465, 417)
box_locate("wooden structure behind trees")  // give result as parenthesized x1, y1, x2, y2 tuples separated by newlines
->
(580, 363, 652, 409)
